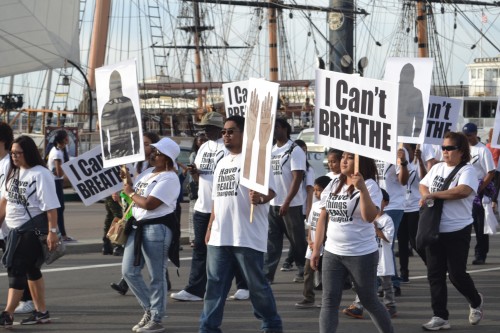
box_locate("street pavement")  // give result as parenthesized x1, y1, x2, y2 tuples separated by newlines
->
(0, 200, 499, 332)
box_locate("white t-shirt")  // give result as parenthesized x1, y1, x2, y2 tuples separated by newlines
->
(320, 178, 382, 256)
(421, 143, 442, 165)
(404, 162, 421, 212)
(0, 154, 11, 238)
(194, 138, 228, 213)
(47, 146, 65, 179)
(132, 168, 179, 221)
(301, 167, 315, 215)
(326, 171, 340, 180)
(374, 213, 395, 276)
(420, 163, 478, 233)
(470, 142, 495, 180)
(305, 200, 322, 259)
(209, 154, 275, 253)
(270, 140, 306, 207)
(376, 160, 405, 210)
(2, 165, 60, 229)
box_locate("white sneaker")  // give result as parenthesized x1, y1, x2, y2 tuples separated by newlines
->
(422, 316, 451, 331)
(14, 301, 35, 314)
(469, 293, 484, 325)
(170, 290, 203, 301)
(227, 289, 249, 300)
(136, 320, 165, 333)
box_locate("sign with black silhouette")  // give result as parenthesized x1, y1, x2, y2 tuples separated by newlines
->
(314, 69, 399, 164)
(240, 78, 279, 195)
(384, 57, 433, 144)
(424, 96, 462, 145)
(44, 126, 79, 158)
(223, 80, 249, 117)
(489, 98, 500, 148)
(61, 146, 135, 206)
(95, 59, 144, 168)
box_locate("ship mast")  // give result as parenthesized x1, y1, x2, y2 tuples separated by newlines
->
(268, 1, 279, 81)
(416, 0, 429, 58)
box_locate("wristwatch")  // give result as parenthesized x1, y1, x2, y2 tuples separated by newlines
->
(49, 228, 58, 233)
(400, 160, 408, 167)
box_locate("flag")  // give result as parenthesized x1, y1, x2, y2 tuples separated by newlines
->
(482, 11, 488, 24)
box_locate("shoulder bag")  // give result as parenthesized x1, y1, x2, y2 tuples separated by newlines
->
(107, 203, 134, 246)
(416, 162, 466, 251)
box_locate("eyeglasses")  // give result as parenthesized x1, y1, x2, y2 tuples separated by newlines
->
(441, 145, 459, 151)
(10, 151, 24, 157)
(221, 129, 240, 136)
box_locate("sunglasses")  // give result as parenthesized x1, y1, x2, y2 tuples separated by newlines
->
(221, 129, 240, 136)
(151, 148, 163, 156)
(441, 145, 459, 151)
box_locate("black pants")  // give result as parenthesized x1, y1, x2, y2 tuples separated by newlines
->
(398, 211, 426, 277)
(425, 224, 481, 320)
(472, 203, 489, 260)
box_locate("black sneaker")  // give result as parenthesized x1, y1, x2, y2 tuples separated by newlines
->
(0, 311, 13, 328)
(20, 310, 50, 325)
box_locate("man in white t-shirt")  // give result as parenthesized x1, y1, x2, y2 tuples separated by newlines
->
(264, 118, 307, 283)
(171, 112, 229, 302)
(462, 123, 496, 265)
(200, 115, 283, 333)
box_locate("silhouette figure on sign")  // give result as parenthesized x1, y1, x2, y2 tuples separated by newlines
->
(398, 63, 424, 137)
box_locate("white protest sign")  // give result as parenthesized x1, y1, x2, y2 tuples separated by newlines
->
(384, 57, 433, 144)
(223, 80, 249, 117)
(96, 59, 144, 168)
(424, 96, 462, 145)
(315, 69, 399, 164)
(490, 98, 500, 148)
(62, 146, 135, 206)
(240, 78, 279, 195)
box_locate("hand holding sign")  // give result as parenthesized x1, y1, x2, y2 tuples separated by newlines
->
(244, 89, 259, 179)
(257, 92, 274, 185)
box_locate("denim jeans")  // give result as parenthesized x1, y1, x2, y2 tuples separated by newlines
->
(264, 205, 307, 282)
(320, 251, 393, 333)
(425, 224, 481, 320)
(199, 246, 282, 333)
(122, 224, 172, 323)
(385, 209, 404, 288)
(185, 211, 211, 298)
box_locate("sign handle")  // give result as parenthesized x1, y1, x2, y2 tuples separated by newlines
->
(121, 165, 130, 186)
(250, 204, 254, 223)
(354, 154, 359, 174)
(397, 142, 404, 165)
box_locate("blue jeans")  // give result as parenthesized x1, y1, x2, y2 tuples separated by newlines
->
(185, 211, 211, 297)
(200, 246, 282, 333)
(385, 209, 404, 288)
(264, 205, 307, 282)
(122, 224, 172, 323)
(320, 251, 393, 333)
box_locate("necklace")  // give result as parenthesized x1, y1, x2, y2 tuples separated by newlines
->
(230, 154, 238, 162)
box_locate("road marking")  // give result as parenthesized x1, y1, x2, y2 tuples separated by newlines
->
(409, 266, 500, 281)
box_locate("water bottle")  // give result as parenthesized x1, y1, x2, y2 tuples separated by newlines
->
(426, 198, 434, 207)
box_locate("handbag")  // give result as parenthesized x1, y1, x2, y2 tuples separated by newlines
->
(38, 233, 66, 265)
(106, 204, 133, 245)
(416, 162, 466, 251)
(483, 196, 498, 235)
(313, 256, 322, 290)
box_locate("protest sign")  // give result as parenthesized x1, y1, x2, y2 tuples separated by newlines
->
(490, 98, 500, 148)
(223, 80, 248, 117)
(424, 96, 462, 145)
(239, 78, 279, 195)
(314, 69, 399, 164)
(384, 57, 433, 144)
(96, 59, 144, 168)
(62, 146, 134, 206)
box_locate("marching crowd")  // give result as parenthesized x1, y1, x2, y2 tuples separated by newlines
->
(0, 113, 497, 333)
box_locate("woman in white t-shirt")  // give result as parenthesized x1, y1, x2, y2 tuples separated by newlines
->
(0, 136, 60, 327)
(419, 132, 484, 330)
(311, 152, 393, 333)
(121, 137, 181, 333)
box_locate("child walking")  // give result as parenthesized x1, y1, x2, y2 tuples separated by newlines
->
(343, 189, 397, 318)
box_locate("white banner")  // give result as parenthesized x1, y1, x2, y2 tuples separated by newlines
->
(62, 146, 135, 206)
(223, 80, 249, 117)
(384, 57, 434, 144)
(490, 98, 500, 148)
(315, 69, 399, 164)
(96, 59, 144, 168)
(240, 78, 279, 195)
(424, 96, 462, 145)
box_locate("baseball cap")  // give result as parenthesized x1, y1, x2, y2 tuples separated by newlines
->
(196, 112, 224, 128)
(151, 138, 180, 163)
(462, 123, 478, 134)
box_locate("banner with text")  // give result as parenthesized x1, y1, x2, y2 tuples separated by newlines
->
(240, 78, 279, 195)
(96, 59, 144, 168)
(424, 95, 462, 145)
(384, 57, 433, 144)
(223, 80, 249, 117)
(62, 146, 135, 206)
(315, 69, 399, 164)
(490, 98, 500, 148)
